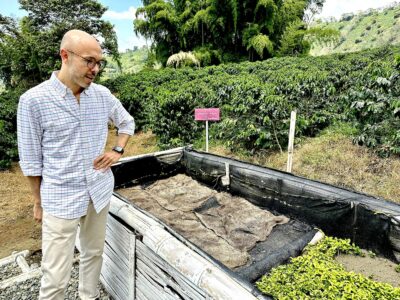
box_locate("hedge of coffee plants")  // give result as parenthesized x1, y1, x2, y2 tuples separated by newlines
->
(1, 46, 400, 169)
(104, 46, 400, 155)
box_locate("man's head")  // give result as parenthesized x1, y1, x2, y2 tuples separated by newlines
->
(59, 29, 106, 93)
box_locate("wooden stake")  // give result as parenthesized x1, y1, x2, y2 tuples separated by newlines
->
(205, 120, 209, 152)
(287, 110, 297, 173)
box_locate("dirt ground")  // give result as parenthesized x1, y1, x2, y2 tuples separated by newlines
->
(336, 250, 400, 287)
(1, 129, 399, 289)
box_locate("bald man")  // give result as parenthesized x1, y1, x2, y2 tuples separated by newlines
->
(17, 29, 135, 299)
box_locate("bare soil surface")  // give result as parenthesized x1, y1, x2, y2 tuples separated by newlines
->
(336, 250, 400, 287)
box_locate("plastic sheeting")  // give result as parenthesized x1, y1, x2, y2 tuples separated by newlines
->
(111, 146, 400, 289)
(182, 149, 400, 263)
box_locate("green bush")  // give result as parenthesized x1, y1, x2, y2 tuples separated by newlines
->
(2, 45, 400, 170)
(0, 88, 23, 169)
(103, 46, 400, 156)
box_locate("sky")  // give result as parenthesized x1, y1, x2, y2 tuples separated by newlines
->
(0, 0, 397, 52)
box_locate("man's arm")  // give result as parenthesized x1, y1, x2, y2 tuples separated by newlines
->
(17, 95, 44, 222)
(27, 176, 42, 223)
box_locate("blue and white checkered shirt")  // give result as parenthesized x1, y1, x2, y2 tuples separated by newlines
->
(17, 72, 135, 219)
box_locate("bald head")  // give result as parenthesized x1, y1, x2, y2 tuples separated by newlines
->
(58, 29, 104, 94)
(60, 29, 102, 53)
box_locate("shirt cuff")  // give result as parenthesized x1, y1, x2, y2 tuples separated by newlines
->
(19, 161, 43, 177)
(118, 119, 135, 136)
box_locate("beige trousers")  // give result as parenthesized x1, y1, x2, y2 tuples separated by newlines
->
(39, 202, 110, 300)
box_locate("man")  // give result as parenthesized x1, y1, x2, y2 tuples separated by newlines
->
(17, 29, 135, 299)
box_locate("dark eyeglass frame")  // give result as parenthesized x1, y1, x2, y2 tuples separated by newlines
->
(66, 49, 107, 71)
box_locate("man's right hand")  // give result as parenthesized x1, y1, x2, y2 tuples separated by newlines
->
(33, 202, 43, 223)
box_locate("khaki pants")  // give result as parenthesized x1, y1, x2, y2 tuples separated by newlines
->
(39, 202, 110, 300)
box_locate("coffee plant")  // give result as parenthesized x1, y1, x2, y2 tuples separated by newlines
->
(104, 46, 400, 156)
(2, 46, 400, 168)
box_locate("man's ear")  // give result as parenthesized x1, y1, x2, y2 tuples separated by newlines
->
(60, 48, 69, 64)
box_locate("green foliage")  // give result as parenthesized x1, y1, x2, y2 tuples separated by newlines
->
(103, 46, 400, 156)
(102, 47, 149, 80)
(311, 3, 400, 56)
(0, 0, 120, 89)
(134, 0, 322, 64)
(277, 21, 310, 56)
(0, 88, 22, 169)
(256, 236, 400, 299)
(246, 34, 274, 58)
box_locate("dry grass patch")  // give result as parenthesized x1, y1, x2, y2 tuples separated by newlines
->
(210, 131, 400, 203)
(106, 129, 158, 156)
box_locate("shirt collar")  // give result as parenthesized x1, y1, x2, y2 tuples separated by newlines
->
(50, 71, 92, 97)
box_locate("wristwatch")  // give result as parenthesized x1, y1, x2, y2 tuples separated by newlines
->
(112, 146, 124, 155)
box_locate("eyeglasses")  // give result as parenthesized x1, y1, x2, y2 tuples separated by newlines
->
(66, 50, 107, 71)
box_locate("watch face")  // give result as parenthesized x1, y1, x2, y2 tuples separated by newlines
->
(113, 146, 124, 154)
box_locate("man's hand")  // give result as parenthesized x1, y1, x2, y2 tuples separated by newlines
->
(33, 202, 42, 223)
(93, 151, 122, 171)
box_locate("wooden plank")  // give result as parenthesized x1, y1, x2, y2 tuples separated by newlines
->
(287, 110, 297, 173)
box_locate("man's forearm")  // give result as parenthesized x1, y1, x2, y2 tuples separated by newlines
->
(27, 176, 42, 204)
(116, 133, 130, 149)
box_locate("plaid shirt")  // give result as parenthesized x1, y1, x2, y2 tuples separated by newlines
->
(17, 72, 135, 219)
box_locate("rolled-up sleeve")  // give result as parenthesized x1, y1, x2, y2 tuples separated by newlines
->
(17, 95, 43, 176)
(109, 94, 135, 135)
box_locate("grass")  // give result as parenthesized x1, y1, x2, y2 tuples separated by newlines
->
(205, 123, 400, 203)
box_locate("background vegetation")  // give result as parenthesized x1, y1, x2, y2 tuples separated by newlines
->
(311, 3, 400, 55)
(104, 46, 400, 159)
(102, 47, 149, 80)
(1, 1, 400, 170)
(134, 0, 333, 65)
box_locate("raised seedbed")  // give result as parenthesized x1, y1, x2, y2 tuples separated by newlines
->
(93, 147, 400, 300)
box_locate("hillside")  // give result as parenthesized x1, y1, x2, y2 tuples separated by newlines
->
(311, 3, 400, 56)
(102, 47, 148, 79)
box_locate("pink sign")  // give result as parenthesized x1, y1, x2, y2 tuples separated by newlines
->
(195, 108, 220, 121)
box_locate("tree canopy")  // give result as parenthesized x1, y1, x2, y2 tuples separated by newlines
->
(0, 0, 120, 89)
(134, 0, 329, 65)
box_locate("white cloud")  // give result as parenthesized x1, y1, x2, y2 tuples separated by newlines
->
(318, 0, 397, 20)
(104, 6, 137, 20)
(119, 35, 147, 52)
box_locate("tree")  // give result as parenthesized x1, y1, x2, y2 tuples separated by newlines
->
(134, 0, 319, 65)
(0, 0, 120, 88)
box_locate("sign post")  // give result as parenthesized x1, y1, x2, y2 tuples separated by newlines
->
(195, 108, 220, 152)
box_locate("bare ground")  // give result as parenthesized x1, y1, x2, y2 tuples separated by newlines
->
(336, 251, 400, 287)
(1, 129, 399, 288)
